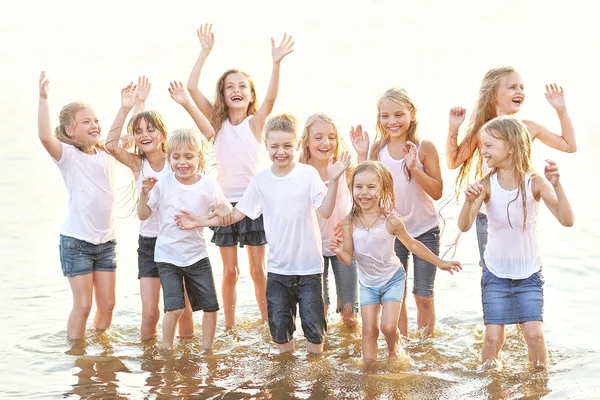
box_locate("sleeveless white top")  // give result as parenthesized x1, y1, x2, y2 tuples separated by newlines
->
(136, 157, 169, 237)
(379, 145, 440, 237)
(483, 173, 540, 279)
(352, 215, 403, 287)
(479, 154, 492, 215)
(318, 172, 351, 257)
(214, 116, 261, 202)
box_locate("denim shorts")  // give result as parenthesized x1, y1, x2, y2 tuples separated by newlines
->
(394, 226, 440, 298)
(137, 235, 159, 279)
(323, 256, 359, 313)
(59, 235, 117, 277)
(211, 202, 267, 248)
(266, 273, 327, 345)
(481, 266, 544, 325)
(359, 266, 406, 306)
(157, 257, 220, 313)
(476, 212, 488, 268)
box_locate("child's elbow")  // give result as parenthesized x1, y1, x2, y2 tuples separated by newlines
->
(457, 220, 471, 232)
(562, 217, 574, 227)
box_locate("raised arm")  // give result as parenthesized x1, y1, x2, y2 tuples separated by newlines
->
(457, 180, 487, 232)
(446, 106, 479, 170)
(388, 215, 462, 274)
(169, 81, 215, 141)
(317, 152, 351, 218)
(137, 177, 157, 220)
(524, 84, 576, 153)
(248, 33, 295, 140)
(105, 82, 142, 170)
(350, 125, 370, 164)
(38, 72, 63, 161)
(330, 216, 355, 265)
(406, 140, 443, 200)
(132, 75, 151, 116)
(534, 160, 574, 227)
(187, 23, 215, 120)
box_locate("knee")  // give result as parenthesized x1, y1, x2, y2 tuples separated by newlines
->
(523, 325, 544, 344)
(362, 325, 379, 340)
(484, 330, 504, 347)
(142, 307, 160, 325)
(249, 265, 266, 283)
(167, 308, 185, 319)
(222, 265, 240, 282)
(380, 322, 399, 339)
(73, 300, 93, 317)
(97, 298, 116, 314)
(414, 296, 434, 311)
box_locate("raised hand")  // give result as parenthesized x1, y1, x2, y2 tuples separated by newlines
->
(141, 177, 158, 195)
(121, 82, 138, 111)
(438, 260, 462, 275)
(213, 202, 233, 226)
(39, 71, 49, 99)
(350, 125, 370, 158)
(449, 106, 466, 128)
(464, 181, 484, 203)
(168, 81, 190, 105)
(403, 141, 418, 171)
(196, 23, 215, 52)
(328, 151, 352, 181)
(175, 210, 203, 230)
(271, 33, 294, 63)
(136, 75, 151, 102)
(545, 83, 566, 111)
(330, 235, 343, 255)
(544, 159, 561, 187)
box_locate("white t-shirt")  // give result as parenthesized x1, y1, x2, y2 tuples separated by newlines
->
(54, 143, 116, 244)
(147, 172, 226, 267)
(236, 163, 327, 275)
(136, 157, 169, 238)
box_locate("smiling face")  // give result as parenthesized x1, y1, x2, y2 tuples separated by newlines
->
(266, 130, 297, 172)
(378, 99, 412, 140)
(481, 129, 511, 169)
(306, 120, 338, 162)
(66, 107, 101, 147)
(352, 170, 382, 212)
(223, 72, 254, 111)
(133, 118, 165, 155)
(168, 146, 201, 184)
(495, 72, 525, 116)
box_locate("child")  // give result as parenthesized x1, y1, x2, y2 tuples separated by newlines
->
(186, 24, 294, 328)
(105, 79, 201, 341)
(457, 116, 574, 369)
(447, 67, 576, 265)
(330, 161, 461, 363)
(351, 87, 444, 338)
(37, 71, 117, 340)
(137, 104, 230, 350)
(299, 113, 359, 327)
(175, 114, 351, 354)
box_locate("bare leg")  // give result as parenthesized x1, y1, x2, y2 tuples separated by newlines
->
(398, 280, 408, 336)
(278, 339, 295, 354)
(482, 324, 505, 365)
(177, 283, 195, 338)
(162, 309, 184, 350)
(414, 295, 436, 337)
(140, 277, 161, 340)
(307, 342, 323, 354)
(219, 246, 239, 328)
(246, 245, 268, 322)
(92, 271, 116, 330)
(340, 303, 358, 327)
(522, 321, 547, 369)
(361, 304, 381, 362)
(67, 274, 94, 340)
(380, 301, 402, 358)
(202, 311, 218, 349)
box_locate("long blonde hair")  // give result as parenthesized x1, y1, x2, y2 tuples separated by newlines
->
(211, 69, 259, 140)
(481, 116, 534, 231)
(298, 113, 351, 165)
(455, 66, 517, 193)
(130, 111, 168, 157)
(167, 129, 208, 172)
(349, 161, 396, 220)
(54, 102, 104, 153)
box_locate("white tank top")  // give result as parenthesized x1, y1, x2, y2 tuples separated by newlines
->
(318, 172, 351, 257)
(379, 145, 440, 237)
(479, 151, 492, 215)
(136, 157, 169, 237)
(483, 173, 540, 279)
(215, 116, 261, 202)
(353, 215, 403, 287)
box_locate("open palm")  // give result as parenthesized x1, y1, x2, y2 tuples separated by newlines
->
(197, 23, 214, 51)
(168, 81, 189, 104)
(545, 83, 566, 111)
(272, 33, 295, 63)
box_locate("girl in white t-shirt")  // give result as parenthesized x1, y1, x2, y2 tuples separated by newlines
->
(331, 161, 461, 364)
(299, 113, 358, 327)
(186, 23, 294, 328)
(458, 116, 574, 369)
(106, 80, 208, 341)
(37, 72, 118, 340)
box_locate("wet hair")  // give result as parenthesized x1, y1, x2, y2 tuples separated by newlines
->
(298, 113, 351, 164)
(167, 129, 207, 172)
(212, 69, 259, 140)
(264, 113, 298, 139)
(481, 115, 534, 231)
(369, 87, 419, 180)
(349, 161, 396, 220)
(130, 111, 168, 157)
(455, 66, 517, 193)
(54, 102, 104, 153)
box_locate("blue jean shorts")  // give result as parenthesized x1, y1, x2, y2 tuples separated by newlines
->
(137, 235, 159, 279)
(59, 235, 117, 277)
(266, 273, 327, 345)
(481, 266, 544, 325)
(323, 255, 359, 313)
(394, 226, 440, 298)
(359, 267, 406, 306)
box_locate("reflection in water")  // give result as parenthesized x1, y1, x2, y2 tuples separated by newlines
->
(54, 317, 565, 399)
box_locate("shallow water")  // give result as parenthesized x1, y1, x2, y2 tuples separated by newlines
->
(2, 0, 600, 398)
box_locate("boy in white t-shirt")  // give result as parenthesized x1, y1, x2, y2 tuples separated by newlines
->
(175, 114, 351, 354)
(138, 129, 231, 351)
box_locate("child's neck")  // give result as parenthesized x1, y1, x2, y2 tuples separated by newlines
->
(307, 157, 329, 181)
(271, 161, 297, 177)
(176, 173, 200, 185)
(228, 109, 248, 126)
(144, 149, 166, 170)
(496, 167, 520, 190)
(387, 135, 408, 147)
